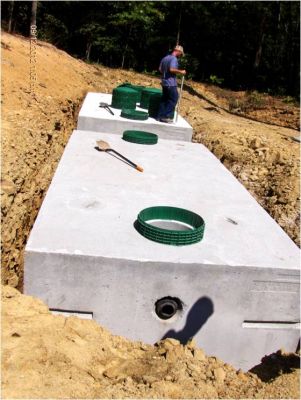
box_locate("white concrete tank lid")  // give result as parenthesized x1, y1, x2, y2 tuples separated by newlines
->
(26, 130, 300, 271)
(25, 129, 300, 371)
(77, 92, 193, 142)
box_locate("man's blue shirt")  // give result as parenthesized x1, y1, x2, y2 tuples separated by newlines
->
(159, 54, 178, 87)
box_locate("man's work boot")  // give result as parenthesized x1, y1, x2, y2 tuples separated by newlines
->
(160, 117, 173, 123)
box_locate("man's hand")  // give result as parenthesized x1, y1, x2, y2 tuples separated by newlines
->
(170, 68, 187, 76)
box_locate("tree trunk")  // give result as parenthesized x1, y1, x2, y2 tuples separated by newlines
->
(277, 1, 281, 29)
(121, 42, 128, 69)
(8, 1, 14, 33)
(286, 1, 295, 95)
(121, 25, 132, 69)
(85, 41, 92, 61)
(30, 1, 38, 35)
(254, 14, 267, 69)
(176, 2, 183, 45)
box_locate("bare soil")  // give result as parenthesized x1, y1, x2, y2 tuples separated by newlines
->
(2, 285, 300, 399)
(1, 32, 300, 398)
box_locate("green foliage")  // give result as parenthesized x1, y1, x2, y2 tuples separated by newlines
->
(1, 1, 299, 96)
(110, 1, 164, 28)
(79, 23, 104, 39)
(108, 1, 165, 68)
(180, 55, 200, 80)
(282, 96, 298, 105)
(209, 75, 224, 86)
(245, 91, 265, 110)
(228, 91, 266, 112)
(38, 14, 68, 46)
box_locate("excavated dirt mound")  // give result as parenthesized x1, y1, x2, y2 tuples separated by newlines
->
(183, 92, 300, 246)
(1, 32, 300, 398)
(2, 286, 300, 399)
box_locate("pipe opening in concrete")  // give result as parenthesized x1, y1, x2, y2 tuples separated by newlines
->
(155, 297, 183, 320)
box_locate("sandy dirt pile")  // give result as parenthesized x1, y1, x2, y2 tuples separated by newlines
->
(1, 32, 300, 398)
(187, 82, 300, 131)
(2, 286, 300, 399)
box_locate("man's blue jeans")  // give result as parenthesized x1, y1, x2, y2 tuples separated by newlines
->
(157, 86, 178, 119)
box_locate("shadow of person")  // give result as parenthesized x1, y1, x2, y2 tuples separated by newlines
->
(161, 296, 214, 345)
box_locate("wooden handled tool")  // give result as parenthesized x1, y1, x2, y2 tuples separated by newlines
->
(96, 140, 143, 172)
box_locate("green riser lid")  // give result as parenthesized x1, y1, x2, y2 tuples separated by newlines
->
(121, 109, 149, 121)
(118, 83, 145, 103)
(135, 206, 205, 246)
(111, 87, 138, 109)
(140, 88, 162, 110)
(148, 93, 162, 118)
(122, 130, 158, 145)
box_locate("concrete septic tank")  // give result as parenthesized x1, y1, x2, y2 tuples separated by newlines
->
(77, 92, 193, 142)
(24, 130, 300, 371)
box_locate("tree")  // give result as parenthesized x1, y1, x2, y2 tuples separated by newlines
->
(176, 1, 183, 45)
(79, 23, 104, 61)
(7, 0, 14, 33)
(253, 14, 267, 69)
(1, 1, 299, 97)
(109, 1, 164, 68)
(30, 0, 37, 33)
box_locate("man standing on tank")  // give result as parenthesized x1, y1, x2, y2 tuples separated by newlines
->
(157, 45, 186, 123)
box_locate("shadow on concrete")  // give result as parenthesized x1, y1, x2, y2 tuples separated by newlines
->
(249, 349, 300, 382)
(161, 296, 214, 345)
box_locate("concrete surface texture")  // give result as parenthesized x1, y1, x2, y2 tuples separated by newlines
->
(25, 130, 300, 371)
(77, 92, 193, 142)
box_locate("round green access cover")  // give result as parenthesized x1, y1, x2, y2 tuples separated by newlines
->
(120, 109, 149, 121)
(140, 88, 162, 110)
(148, 93, 162, 118)
(122, 130, 158, 145)
(135, 206, 205, 246)
(118, 83, 145, 103)
(111, 87, 137, 109)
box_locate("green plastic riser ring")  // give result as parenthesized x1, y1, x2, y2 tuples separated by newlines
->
(140, 88, 162, 110)
(135, 206, 205, 246)
(148, 93, 162, 118)
(118, 83, 145, 103)
(122, 130, 158, 145)
(121, 109, 149, 121)
(111, 87, 138, 109)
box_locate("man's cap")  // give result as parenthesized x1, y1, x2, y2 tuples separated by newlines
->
(174, 45, 184, 55)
